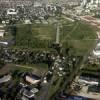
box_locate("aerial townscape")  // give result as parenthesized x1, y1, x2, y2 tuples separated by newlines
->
(0, 0, 100, 100)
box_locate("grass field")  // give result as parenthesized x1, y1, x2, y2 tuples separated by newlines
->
(61, 21, 97, 54)
(16, 63, 48, 75)
(0, 63, 48, 76)
(15, 23, 56, 48)
(14, 19, 97, 54)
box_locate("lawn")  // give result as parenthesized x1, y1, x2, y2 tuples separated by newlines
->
(3, 16, 96, 55)
(15, 63, 48, 75)
(13, 20, 96, 55)
(15, 23, 56, 48)
(61, 21, 97, 54)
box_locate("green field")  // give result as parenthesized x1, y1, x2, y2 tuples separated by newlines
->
(61, 21, 96, 54)
(15, 24, 56, 48)
(5, 17, 96, 56)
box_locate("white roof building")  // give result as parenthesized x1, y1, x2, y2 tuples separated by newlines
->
(24, 19, 31, 24)
(0, 30, 5, 38)
(25, 74, 41, 85)
(0, 25, 4, 28)
(93, 42, 100, 58)
(7, 9, 18, 15)
(0, 75, 11, 84)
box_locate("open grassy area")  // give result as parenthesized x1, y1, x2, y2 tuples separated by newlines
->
(13, 19, 96, 55)
(0, 63, 48, 76)
(12, 64, 48, 74)
(15, 23, 56, 48)
(62, 21, 97, 54)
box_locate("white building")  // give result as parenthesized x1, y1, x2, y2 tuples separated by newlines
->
(25, 75, 41, 85)
(0, 30, 5, 38)
(24, 19, 31, 24)
(7, 9, 18, 15)
(0, 75, 11, 84)
(93, 43, 100, 58)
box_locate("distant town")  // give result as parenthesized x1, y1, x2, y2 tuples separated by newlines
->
(0, 0, 100, 100)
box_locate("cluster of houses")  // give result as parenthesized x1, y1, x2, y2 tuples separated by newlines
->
(0, 68, 43, 100)
(0, 1, 63, 24)
(0, 24, 10, 46)
(19, 73, 41, 100)
(66, 0, 100, 16)
(0, 0, 100, 21)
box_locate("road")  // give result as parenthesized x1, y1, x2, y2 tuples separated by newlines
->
(16, 65, 33, 69)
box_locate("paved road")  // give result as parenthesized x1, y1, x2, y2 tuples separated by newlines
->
(16, 65, 33, 69)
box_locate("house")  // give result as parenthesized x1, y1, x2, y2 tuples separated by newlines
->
(23, 89, 35, 98)
(93, 43, 100, 58)
(7, 8, 17, 15)
(0, 42, 8, 45)
(30, 88, 39, 94)
(20, 87, 39, 100)
(0, 25, 4, 28)
(24, 19, 32, 24)
(0, 74, 11, 84)
(0, 30, 5, 38)
(25, 74, 41, 85)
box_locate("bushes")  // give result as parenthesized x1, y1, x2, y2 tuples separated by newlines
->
(81, 63, 100, 78)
